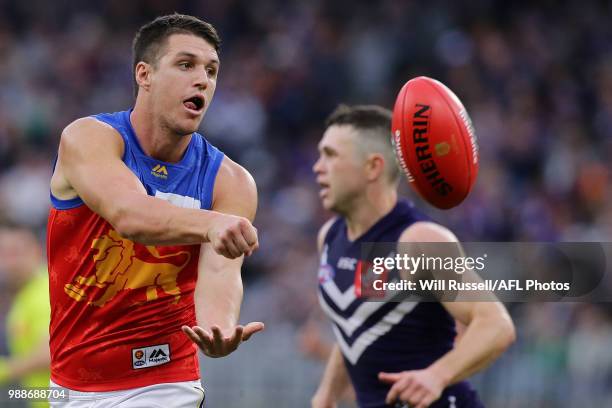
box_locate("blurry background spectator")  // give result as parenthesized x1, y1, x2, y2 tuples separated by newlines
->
(0, 225, 50, 407)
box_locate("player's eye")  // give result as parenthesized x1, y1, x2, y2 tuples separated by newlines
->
(206, 67, 217, 77)
(322, 147, 336, 157)
(179, 61, 193, 69)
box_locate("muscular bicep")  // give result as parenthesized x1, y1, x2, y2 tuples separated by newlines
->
(399, 222, 503, 324)
(396, 221, 465, 283)
(55, 118, 147, 223)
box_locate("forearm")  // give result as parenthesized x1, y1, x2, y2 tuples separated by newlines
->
(195, 267, 243, 331)
(111, 193, 215, 246)
(429, 311, 515, 385)
(314, 344, 351, 401)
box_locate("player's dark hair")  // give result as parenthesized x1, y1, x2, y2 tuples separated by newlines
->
(325, 104, 392, 130)
(132, 13, 221, 97)
(325, 104, 400, 182)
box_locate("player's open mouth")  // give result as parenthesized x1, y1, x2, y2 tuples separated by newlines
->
(183, 96, 205, 113)
(318, 182, 330, 197)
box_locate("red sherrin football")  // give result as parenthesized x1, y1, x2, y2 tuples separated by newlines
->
(392, 76, 479, 209)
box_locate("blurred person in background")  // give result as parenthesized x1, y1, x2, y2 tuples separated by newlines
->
(311, 105, 515, 408)
(47, 13, 262, 407)
(0, 225, 50, 407)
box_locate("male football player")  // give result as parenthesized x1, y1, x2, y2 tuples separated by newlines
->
(311, 105, 515, 408)
(48, 13, 262, 407)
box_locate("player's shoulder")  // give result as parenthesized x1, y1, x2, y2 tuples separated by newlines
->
(63, 115, 118, 136)
(211, 155, 257, 219)
(215, 155, 255, 191)
(60, 116, 124, 152)
(317, 218, 338, 252)
(399, 221, 458, 243)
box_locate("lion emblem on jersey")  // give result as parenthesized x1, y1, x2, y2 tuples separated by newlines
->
(64, 230, 191, 307)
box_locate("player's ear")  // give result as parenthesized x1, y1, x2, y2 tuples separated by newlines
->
(365, 153, 385, 182)
(135, 61, 152, 92)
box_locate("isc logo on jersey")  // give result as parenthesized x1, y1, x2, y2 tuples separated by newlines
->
(337, 257, 358, 271)
(132, 344, 171, 369)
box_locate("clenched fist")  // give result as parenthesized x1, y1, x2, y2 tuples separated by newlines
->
(207, 213, 258, 259)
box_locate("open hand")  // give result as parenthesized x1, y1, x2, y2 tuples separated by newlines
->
(182, 322, 264, 358)
(379, 368, 445, 408)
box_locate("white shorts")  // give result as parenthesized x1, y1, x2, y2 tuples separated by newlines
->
(49, 380, 205, 408)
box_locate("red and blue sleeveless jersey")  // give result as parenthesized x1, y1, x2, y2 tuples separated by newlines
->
(47, 109, 224, 391)
(318, 200, 484, 407)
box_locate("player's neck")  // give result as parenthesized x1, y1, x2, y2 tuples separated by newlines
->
(130, 104, 192, 163)
(344, 188, 397, 241)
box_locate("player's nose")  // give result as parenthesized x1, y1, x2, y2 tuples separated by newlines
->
(312, 157, 324, 174)
(193, 69, 209, 90)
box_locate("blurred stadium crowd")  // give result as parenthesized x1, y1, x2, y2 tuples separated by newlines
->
(0, 0, 611, 406)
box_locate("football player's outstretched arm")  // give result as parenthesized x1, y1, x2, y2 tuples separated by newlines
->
(183, 157, 263, 357)
(379, 222, 515, 408)
(52, 117, 257, 257)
